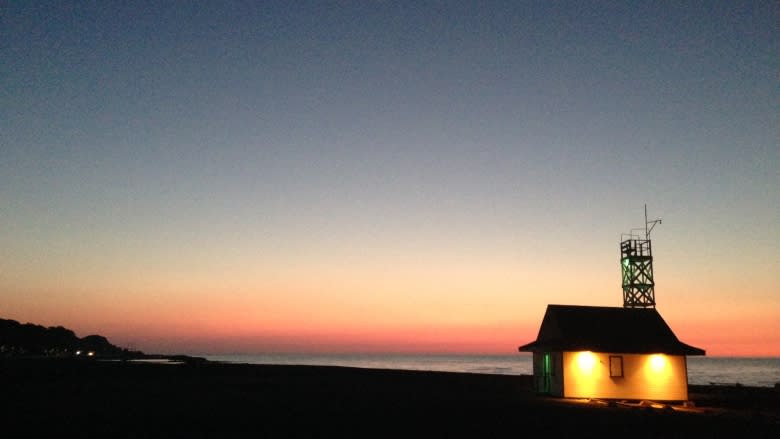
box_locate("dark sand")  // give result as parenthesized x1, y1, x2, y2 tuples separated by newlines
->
(2, 358, 777, 437)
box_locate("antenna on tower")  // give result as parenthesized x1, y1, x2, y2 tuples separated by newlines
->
(644, 204, 662, 240)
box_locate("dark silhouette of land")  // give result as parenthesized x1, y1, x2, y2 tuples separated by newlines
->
(0, 317, 206, 365)
(0, 317, 134, 358)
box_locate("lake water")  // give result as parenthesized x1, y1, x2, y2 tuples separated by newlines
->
(203, 353, 780, 388)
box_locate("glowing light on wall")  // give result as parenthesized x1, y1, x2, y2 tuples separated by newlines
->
(644, 354, 673, 387)
(564, 352, 688, 400)
(576, 351, 597, 373)
(565, 351, 600, 397)
(649, 354, 666, 372)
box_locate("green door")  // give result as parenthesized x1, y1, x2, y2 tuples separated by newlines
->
(541, 353, 552, 394)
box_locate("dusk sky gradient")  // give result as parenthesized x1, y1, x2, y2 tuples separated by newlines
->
(2, 1, 778, 355)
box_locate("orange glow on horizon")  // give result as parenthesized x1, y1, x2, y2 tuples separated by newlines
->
(4, 294, 780, 356)
(3, 268, 778, 356)
(102, 321, 538, 355)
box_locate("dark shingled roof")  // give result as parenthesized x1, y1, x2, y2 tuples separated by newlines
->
(518, 305, 705, 356)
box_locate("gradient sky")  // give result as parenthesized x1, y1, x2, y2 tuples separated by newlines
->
(2, 1, 778, 355)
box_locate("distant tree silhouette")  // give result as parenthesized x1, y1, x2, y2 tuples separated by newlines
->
(0, 318, 138, 357)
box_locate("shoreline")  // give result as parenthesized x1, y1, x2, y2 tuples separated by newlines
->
(202, 352, 780, 388)
(2, 358, 778, 437)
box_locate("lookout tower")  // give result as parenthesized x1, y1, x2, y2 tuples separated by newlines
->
(519, 206, 705, 401)
(621, 206, 661, 308)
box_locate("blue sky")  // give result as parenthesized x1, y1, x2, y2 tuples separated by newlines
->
(1, 1, 778, 354)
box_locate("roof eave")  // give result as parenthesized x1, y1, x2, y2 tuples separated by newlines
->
(517, 341, 538, 352)
(517, 342, 706, 356)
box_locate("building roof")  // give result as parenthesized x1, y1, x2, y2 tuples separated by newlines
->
(518, 305, 705, 356)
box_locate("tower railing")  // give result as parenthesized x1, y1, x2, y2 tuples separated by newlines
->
(620, 238, 655, 308)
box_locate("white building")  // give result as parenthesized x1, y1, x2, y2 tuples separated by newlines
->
(518, 304, 705, 401)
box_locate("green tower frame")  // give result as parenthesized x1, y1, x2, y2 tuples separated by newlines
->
(620, 238, 655, 308)
(621, 206, 661, 308)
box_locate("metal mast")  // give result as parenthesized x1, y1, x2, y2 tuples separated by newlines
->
(621, 205, 662, 308)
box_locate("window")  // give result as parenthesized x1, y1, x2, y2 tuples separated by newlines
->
(609, 355, 624, 378)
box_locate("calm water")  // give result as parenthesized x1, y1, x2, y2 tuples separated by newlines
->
(203, 354, 780, 388)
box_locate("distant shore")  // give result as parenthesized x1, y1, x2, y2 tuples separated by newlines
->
(1, 357, 777, 437)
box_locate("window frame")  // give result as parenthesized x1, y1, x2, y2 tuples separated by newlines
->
(609, 355, 624, 378)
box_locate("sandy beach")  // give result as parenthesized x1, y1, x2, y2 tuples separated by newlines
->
(1, 358, 777, 437)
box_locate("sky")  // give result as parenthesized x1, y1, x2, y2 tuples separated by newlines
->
(2, 1, 778, 356)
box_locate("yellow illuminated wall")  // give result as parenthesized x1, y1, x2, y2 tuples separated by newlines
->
(562, 352, 688, 401)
